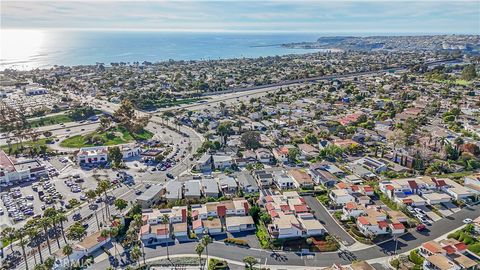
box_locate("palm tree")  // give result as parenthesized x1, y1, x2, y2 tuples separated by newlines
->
(162, 214, 170, 260)
(195, 243, 205, 270)
(26, 225, 43, 264)
(1, 227, 16, 255)
(97, 180, 111, 219)
(63, 244, 73, 270)
(16, 229, 29, 270)
(55, 212, 68, 244)
(130, 245, 142, 265)
(201, 235, 211, 267)
(86, 189, 100, 228)
(39, 217, 52, 254)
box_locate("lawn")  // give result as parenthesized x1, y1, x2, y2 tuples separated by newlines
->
(60, 127, 153, 148)
(28, 114, 74, 128)
(1, 138, 52, 155)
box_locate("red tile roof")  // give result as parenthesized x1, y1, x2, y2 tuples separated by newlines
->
(293, 204, 309, 213)
(391, 223, 405, 230)
(408, 180, 418, 190)
(378, 220, 388, 228)
(454, 242, 467, 251)
(269, 210, 279, 218)
(442, 245, 456, 255)
(386, 185, 395, 191)
(345, 202, 357, 210)
(280, 204, 291, 213)
(357, 216, 369, 225)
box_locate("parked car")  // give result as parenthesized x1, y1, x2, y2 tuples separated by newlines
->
(166, 173, 175, 179)
(416, 223, 426, 233)
(463, 218, 473, 224)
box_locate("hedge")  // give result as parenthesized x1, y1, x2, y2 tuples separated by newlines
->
(468, 243, 480, 255)
(224, 238, 249, 247)
(409, 250, 424, 265)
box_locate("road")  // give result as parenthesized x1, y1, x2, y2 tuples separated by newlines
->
(93, 203, 479, 268)
(303, 196, 356, 246)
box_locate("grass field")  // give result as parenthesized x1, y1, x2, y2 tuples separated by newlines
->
(1, 138, 52, 154)
(28, 110, 102, 128)
(60, 127, 153, 148)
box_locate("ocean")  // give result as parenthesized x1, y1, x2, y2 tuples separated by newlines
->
(1, 30, 323, 70)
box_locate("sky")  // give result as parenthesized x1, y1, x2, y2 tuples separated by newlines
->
(1, 0, 479, 34)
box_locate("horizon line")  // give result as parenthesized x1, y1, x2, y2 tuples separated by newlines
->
(2, 27, 479, 35)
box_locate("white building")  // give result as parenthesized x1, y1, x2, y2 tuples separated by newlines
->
(0, 150, 46, 185)
(77, 147, 108, 164)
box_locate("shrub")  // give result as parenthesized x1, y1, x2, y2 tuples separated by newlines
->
(409, 250, 424, 265)
(208, 258, 228, 270)
(224, 238, 249, 247)
(468, 243, 480, 255)
(390, 258, 400, 269)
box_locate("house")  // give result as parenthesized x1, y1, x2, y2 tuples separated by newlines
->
(343, 202, 366, 218)
(173, 222, 188, 238)
(315, 163, 345, 177)
(353, 157, 388, 174)
(329, 189, 355, 206)
(142, 206, 187, 224)
(347, 164, 376, 179)
(422, 192, 452, 205)
(226, 216, 255, 233)
(77, 146, 108, 164)
(236, 172, 259, 194)
(254, 170, 274, 187)
(0, 150, 47, 185)
(53, 231, 110, 269)
(192, 219, 204, 235)
(344, 174, 363, 184)
(298, 213, 326, 236)
(203, 218, 223, 235)
(309, 168, 338, 187)
(139, 224, 170, 245)
(217, 175, 238, 194)
(474, 216, 480, 234)
(202, 178, 220, 198)
(272, 146, 289, 163)
(424, 254, 461, 270)
(255, 148, 273, 164)
(268, 212, 303, 239)
(213, 155, 233, 170)
(196, 153, 233, 172)
(196, 153, 213, 172)
(389, 223, 406, 235)
(165, 181, 183, 201)
(274, 173, 296, 190)
(184, 180, 202, 199)
(298, 144, 319, 159)
(288, 169, 314, 188)
(356, 216, 389, 236)
(136, 184, 165, 208)
(348, 261, 376, 270)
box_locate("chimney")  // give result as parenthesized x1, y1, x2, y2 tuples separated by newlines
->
(243, 202, 249, 215)
(181, 208, 187, 223)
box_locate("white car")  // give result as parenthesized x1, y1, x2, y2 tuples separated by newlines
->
(463, 218, 473, 224)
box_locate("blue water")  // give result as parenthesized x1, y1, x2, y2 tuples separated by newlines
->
(1, 30, 324, 70)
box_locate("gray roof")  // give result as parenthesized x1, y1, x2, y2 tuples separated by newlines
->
(217, 175, 237, 188)
(235, 172, 258, 189)
(184, 180, 201, 197)
(165, 181, 183, 200)
(202, 178, 219, 194)
(137, 184, 164, 201)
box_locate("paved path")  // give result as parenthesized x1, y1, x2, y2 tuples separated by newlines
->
(303, 195, 356, 246)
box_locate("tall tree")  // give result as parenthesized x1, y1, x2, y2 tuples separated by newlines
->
(62, 244, 73, 269)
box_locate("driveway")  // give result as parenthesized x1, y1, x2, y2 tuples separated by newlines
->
(442, 202, 461, 213)
(437, 204, 454, 217)
(303, 195, 356, 246)
(418, 205, 442, 222)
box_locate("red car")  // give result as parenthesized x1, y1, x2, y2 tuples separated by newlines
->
(416, 224, 426, 232)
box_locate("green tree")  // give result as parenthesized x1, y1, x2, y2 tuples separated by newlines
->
(241, 131, 261, 149)
(461, 64, 477, 81)
(66, 221, 86, 241)
(195, 243, 205, 270)
(304, 133, 318, 144)
(63, 244, 73, 269)
(248, 206, 261, 222)
(108, 146, 123, 167)
(287, 148, 300, 163)
(243, 256, 258, 269)
(114, 198, 128, 212)
(201, 235, 212, 267)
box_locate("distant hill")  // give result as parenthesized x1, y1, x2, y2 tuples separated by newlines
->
(282, 35, 480, 53)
